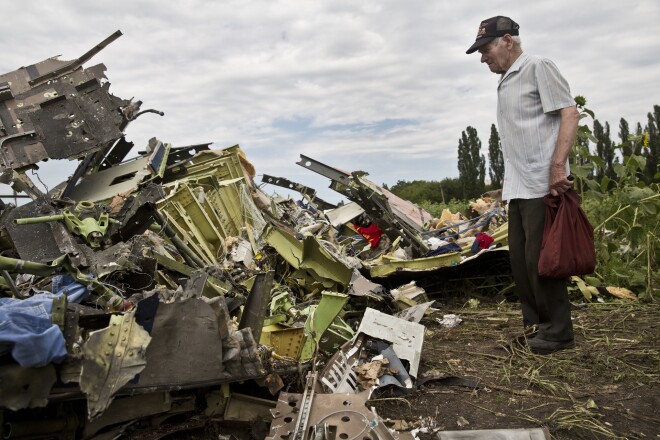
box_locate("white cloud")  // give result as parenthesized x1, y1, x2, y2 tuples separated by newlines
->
(0, 0, 658, 203)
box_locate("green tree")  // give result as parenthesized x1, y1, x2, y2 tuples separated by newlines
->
(389, 178, 463, 204)
(604, 122, 616, 180)
(457, 126, 486, 199)
(487, 124, 504, 187)
(635, 123, 644, 155)
(619, 118, 631, 157)
(593, 120, 615, 181)
(644, 105, 660, 182)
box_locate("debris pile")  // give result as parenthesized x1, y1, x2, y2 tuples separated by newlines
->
(0, 33, 516, 440)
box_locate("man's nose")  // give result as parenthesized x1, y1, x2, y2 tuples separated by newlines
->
(480, 53, 487, 63)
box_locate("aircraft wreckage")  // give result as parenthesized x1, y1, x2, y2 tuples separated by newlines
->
(0, 32, 551, 440)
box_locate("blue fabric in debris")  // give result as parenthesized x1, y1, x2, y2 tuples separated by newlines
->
(0, 275, 90, 368)
(426, 242, 462, 257)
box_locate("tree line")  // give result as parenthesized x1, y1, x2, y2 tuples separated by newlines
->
(390, 103, 660, 204)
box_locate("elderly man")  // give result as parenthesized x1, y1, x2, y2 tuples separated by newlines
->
(467, 16, 580, 354)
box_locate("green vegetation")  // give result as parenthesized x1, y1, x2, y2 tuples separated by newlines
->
(571, 98, 659, 300)
(418, 199, 471, 219)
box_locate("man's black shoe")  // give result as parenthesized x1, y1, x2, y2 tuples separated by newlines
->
(529, 337, 575, 354)
(512, 325, 538, 345)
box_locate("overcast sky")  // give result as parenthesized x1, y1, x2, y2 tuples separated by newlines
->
(1, 0, 658, 203)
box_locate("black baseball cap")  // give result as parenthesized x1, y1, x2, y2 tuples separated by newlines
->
(466, 16, 520, 54)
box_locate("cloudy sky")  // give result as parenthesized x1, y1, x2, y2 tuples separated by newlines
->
(1, 0, 658, 203)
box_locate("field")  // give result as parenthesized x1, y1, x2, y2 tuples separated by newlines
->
(373, 296, 659, 439)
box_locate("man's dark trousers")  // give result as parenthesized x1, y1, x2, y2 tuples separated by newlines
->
(508, 198, 574, 342)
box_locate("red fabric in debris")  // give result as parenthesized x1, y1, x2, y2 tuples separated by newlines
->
(475, 233, 494, 250)
(356, 223, 383, 249)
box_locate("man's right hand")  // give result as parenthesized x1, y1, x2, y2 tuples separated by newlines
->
(549, 164, 573, 196)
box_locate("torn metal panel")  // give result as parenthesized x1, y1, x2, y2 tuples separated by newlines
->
(301, 236, 353, 288)
(80, 310, 152, 419)
(95, 136, 135, 173)
(108, 183, 164, 241)
(348, 270, 385, 298)
(357, 308, 424, 378)
(67, 152, 162, 202)
(121, 296, 265, 388)
(0, 41, 131, 172)
(319, 335, 366, 394)
(261, 174, 336, 210)
(183, 269, 232, 300)
(3, 199, 63, 262)
(128, 298, 226, 388)
(161, 143, 211, 170)
(324, 201, 365, 228)
(300, 291, 350, 361)
(390, 280, 429, 311)
(159, 182, 231, 265)
(371, 248, 511, 295)
(162, 146, 249, 185)
(370, 251, 462, 278)
(395, 301, 435, 323)
(264, 224, 353, 290)
(0, 364, 57, 410)
(28, 31, 123, 87)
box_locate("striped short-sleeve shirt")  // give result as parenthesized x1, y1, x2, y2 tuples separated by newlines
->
(497, 53, 575, 201)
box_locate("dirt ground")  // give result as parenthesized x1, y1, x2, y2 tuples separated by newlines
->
(371, 296, 660, 440)
(143, 295, 658, 440)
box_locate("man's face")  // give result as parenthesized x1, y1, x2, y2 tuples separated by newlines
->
(478, 38, 509, 74)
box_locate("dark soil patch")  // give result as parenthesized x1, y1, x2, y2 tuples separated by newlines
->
(371, 298, 659, 439)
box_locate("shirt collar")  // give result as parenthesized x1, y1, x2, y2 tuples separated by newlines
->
(498, 52, 529, 85)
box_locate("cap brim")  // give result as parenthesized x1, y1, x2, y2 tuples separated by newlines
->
(466, 37, 494, 54)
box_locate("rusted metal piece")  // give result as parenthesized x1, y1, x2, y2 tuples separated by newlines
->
(266, 372, 414, 440)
